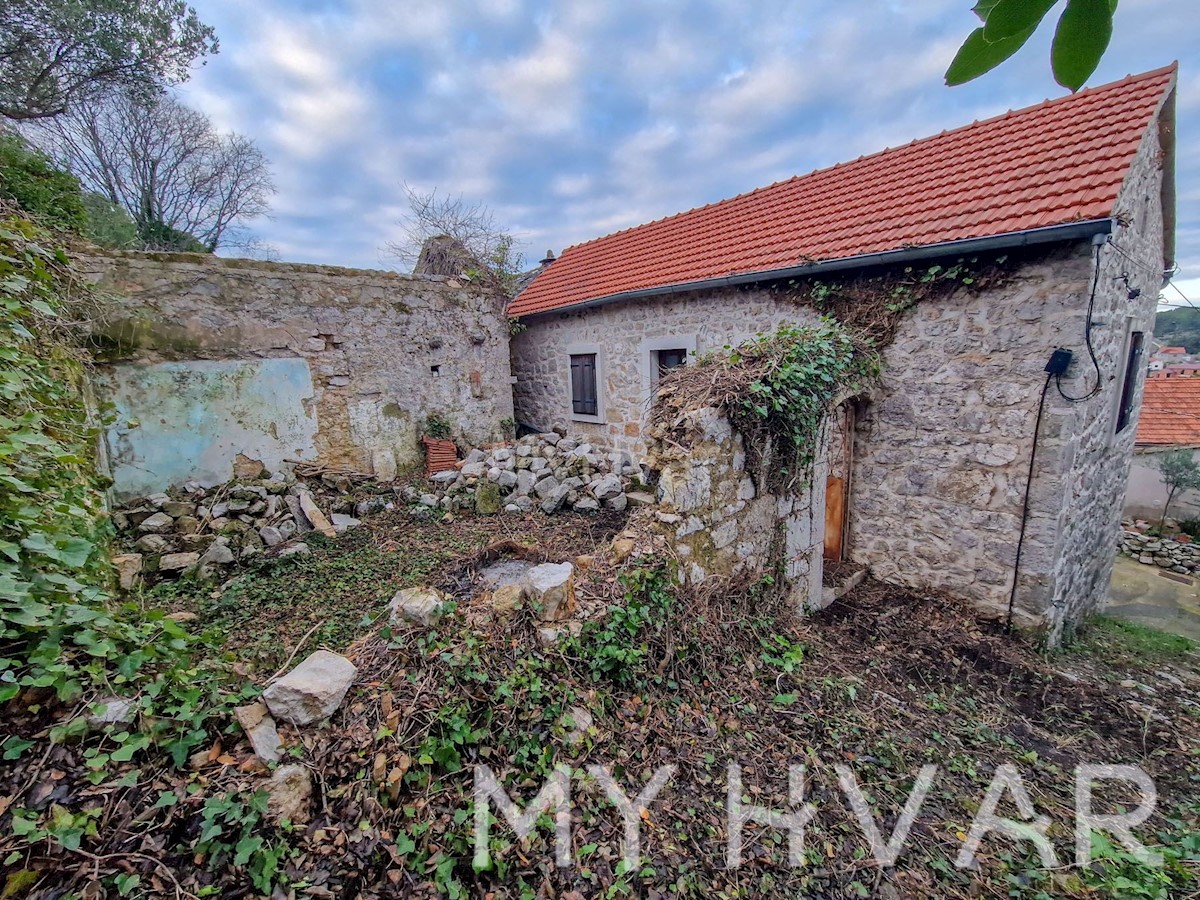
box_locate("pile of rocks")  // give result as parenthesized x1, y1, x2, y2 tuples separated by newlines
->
(111, 473, 376, 587)
(1118, 529, 1200, 575)
(390, 558, 582, 646)
(401, 429, 653, 516)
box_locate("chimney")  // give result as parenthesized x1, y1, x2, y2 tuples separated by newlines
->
(539, 249, 556, 267)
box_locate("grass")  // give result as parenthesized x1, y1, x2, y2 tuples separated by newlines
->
(145, 506, 625, 675)
(1066, 614, 1197, 668)
(147, 526, 459, 674)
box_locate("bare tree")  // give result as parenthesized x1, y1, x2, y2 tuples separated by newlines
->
(0, 0, 217, 121)
(385, 184, 523, 288)
(30, 88, 273, 251)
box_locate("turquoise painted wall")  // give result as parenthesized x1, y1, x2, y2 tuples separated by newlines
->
(97, 358, 318, 499)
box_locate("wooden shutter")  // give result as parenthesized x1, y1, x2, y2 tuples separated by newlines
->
(570, 354, 597, 416)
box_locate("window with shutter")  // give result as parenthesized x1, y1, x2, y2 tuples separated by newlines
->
(570, 353, 598, 416)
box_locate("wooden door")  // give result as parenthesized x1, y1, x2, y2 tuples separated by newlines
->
(823, 403, 854, 562)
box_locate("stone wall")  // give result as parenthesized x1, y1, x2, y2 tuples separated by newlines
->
(511, 286, 825, 453)
(642, 406, 830, 610)
(1039, 114, 1169, 640)
(511, 95, 1169, 636)
(81, 252, 513, 499)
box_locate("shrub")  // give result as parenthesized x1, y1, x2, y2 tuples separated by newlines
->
(0, 131, 86, 232)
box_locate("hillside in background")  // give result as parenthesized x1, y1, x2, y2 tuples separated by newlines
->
(1154, 307, 1200, 353)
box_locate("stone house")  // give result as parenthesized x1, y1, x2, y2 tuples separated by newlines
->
(510, 65, 1178, 638)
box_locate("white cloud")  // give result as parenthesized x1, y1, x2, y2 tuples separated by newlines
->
(483, 31, 582, 135)
(176, 0, 1200, 274)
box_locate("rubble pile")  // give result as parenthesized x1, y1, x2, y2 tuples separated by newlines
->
(111, 472, 378, 587)
(400, 428, 653, 516)
(109, 430, 654, 589)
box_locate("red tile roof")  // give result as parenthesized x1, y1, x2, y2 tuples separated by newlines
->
(1137, 377, 1200, 447)
(511, 65, 1176, 318)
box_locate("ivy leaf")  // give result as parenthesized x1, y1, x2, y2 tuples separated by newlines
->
(982, 0, 1058, 41)
(1051, 0, 1114, 91)
(944, 23, 1039, 85)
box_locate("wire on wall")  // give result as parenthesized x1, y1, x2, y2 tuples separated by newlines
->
(1054, 238, 1105, 403)
(1007, 371, 1055, 631)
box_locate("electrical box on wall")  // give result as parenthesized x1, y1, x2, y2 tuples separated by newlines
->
(1044, 348, 1073, 376)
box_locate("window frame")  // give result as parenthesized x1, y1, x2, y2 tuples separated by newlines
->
(566, 343, 605, 424)
(640, 335, 698, 406)
(1115, 328, 1145, 435)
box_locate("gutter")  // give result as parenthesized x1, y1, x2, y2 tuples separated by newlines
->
(517, 218, 1114, 319)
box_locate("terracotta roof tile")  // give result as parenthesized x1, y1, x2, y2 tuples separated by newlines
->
(1137, 378, 1200, 446)
(511, 65, 1176, 318)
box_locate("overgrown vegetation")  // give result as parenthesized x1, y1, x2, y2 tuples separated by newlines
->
(387, 184, 524, 293)
(424, 411, 452, 440)
(0, 210, 248, 878)
(656, 319, 878, 489)
(0, 131, 86, 232)
(788, 255, 1007, 347)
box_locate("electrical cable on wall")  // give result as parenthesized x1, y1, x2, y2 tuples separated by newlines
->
(1054, 237, 1106, 403)
(1007, 368, 1058, 631)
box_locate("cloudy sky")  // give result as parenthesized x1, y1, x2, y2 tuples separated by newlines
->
(177, 0, 1199, 302)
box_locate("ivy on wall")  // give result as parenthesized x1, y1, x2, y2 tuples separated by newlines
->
(0, 211, 226, 765)
(653, 319, 879, 491)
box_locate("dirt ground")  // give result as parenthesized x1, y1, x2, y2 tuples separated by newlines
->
(3, 506, 1198, 899)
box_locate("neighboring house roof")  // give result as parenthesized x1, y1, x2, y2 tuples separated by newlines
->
(511, 64, 1176, 318)
(1137, 378, 1200, 447)
(1160, 347, 1189, 354)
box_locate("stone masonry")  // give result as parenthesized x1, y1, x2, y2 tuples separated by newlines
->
(643, 406, 830, 610)
(80, 252, 513, 499)
(511, 93, 1170, 638)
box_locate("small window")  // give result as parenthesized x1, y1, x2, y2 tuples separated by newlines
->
(570, 353, 598, 416)
(656, 348, 688, 378)
(1116, 331, 1144, 433)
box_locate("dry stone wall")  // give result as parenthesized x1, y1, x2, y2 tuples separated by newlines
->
(80, 252, 513, 499)
(642, 406, 829, 610)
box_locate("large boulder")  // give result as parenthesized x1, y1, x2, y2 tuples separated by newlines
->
(262, 650, 357, 726)
(524, 562, 576, 622)
(390, 587, 445, 627)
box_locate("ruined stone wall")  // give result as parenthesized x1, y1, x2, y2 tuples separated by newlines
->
(643, 406, 828, 611)
(81, 252, 513, 499)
